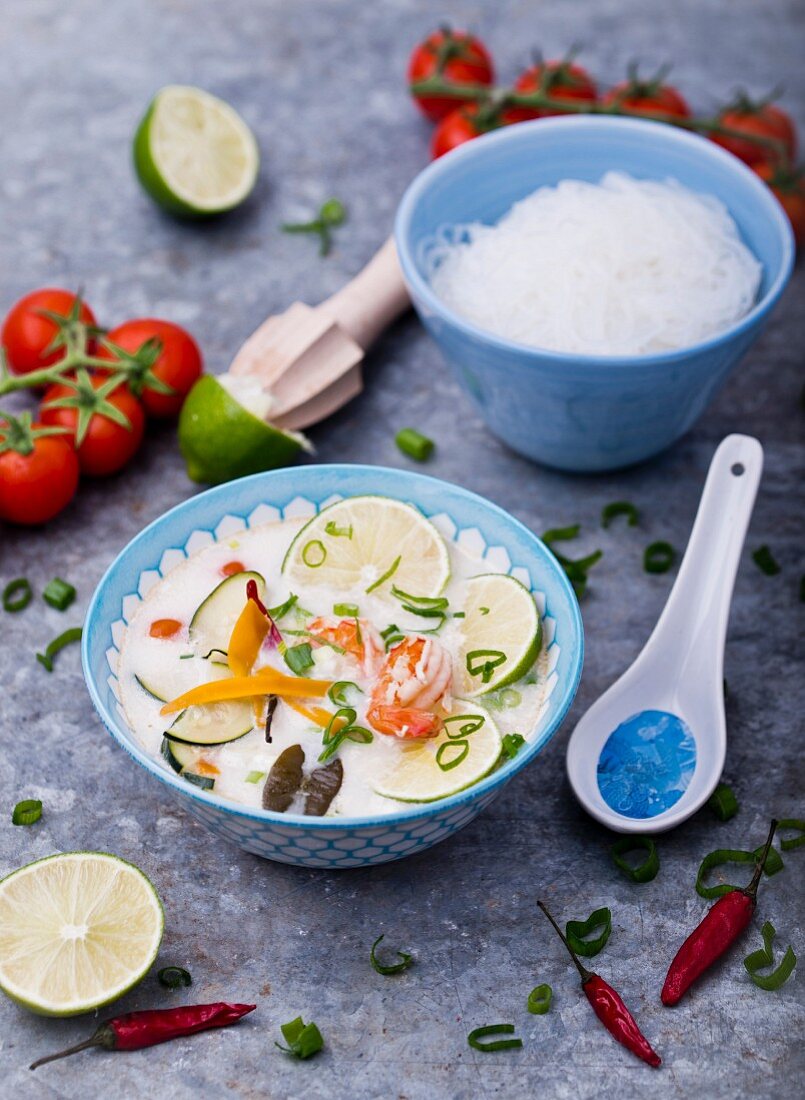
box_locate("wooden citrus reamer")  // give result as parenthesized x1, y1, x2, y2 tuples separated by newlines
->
(228, 237, 412, 429)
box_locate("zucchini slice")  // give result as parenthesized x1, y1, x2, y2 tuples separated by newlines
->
(161, 738, 217, 791)
(189, 570, 265, 656)
(165, 697, 254, 746)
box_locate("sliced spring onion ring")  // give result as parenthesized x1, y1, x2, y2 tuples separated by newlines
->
(328, 680, 362, 706)
(436, 740, 469, 772)
(370, 934, 413, 975)
(565, 907, 612, 957)
(275, 1016, 324, 1059)
(366, 555, 402, 595)
(36, 626, 82, 672)
(324, 520, 352, 538)
(610, 836, 659, 883)
(708, 783, 739, 822)
(42, 577, 76, 611)
(11, 799, 42, 826)
(751, 544, 781, 576)
(527, 984, 552, 1015)
(381, 623, 404, 650)
(542, 524, 580, 543)
(442, 714, 485, 739)
(268, 594, 298, 620)
(777, 818, 805, 851)
(395, 427, 434, 462)
(601, 501, 640, 529)
(644, 541, 676, 574)
(3, 578, 32, 613)
(333, 602, 359, 617)
(302, 539, 327, 568)
(743, 921, 796, 991)
(542, 526, 602, 597)
(157, 966, 192, 989)
(391, 585, 448, 621)
(465, 649, 506, 684)
(245, 771, 265, 784)
(467, 1023, 522, 1052)
(283, 642, 314, 675)
(501, 733, 526, 759)
(695, 845, 784, 899)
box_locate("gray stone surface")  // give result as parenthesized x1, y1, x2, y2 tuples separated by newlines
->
(0, 0, 803, 1096)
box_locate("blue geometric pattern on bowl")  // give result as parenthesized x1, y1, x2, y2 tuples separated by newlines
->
(83, 465, 584, 868)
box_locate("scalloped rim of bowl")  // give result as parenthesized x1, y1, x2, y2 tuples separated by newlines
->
(83, 465, 584, 830)
(395, 115, 795, 368)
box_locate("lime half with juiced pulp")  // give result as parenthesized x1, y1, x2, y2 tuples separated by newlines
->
(134, 85, 259, 217)
(178, 374, 308, 485)
(458, 573, 542, 696)
(0, 852, 164, 1016)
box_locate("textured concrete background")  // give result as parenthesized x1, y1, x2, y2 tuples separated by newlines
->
(0, 1, 803, 1096)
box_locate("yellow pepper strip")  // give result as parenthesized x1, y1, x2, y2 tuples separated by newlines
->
(284, 699, 336, 728)
(160, 669, 332, 716)
(228, 599, 270, 678)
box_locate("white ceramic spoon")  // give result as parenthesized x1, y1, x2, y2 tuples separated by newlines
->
(566, 434, 764, 834)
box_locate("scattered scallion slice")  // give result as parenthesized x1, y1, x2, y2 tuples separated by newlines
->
(3, 578, 32, 613)
(527, 984, 552, 1015)
(12, 799, 42, 826)
(333, 602, 359, 618)
(542, 524, 580, 543)
(328, 680, 362, 706)
(708, 783, 739, 822)
(467, 1023, 522, 1052)
(601, 501, 640, 529)
(301, 540, 327, 568)
(465, 649, 506, 684)
(157, 966, 192, 990)
(42, 577, 76, 611)
(318, 707, 373, 763)
(275, 1016, 324, 1059)
(435, 740, 469, 772)
(324, 520, 353, 539)
(380, 623, 404, 650)
(284, 642, 314, 676)
(752, 545, 781, 576)
(282, 197, 346, 256)
(542, 526, 603, 597)
(500, 733, 525, 760)
(488, 688, 521, 710)
(777, 818, 805, 851)
(246, 770, 266, 784)
(391, 585, 448, 623)
(565, 907, 612, 957)
(743, 921, 796, 991)
(370, 934, 413, 975)
(644, 541, 676, 574)
(442, 714, 485, 739)
(268, 594, 298, 620)
(695, 845, 783, 899)
(610, 836, 659, 883)
(395, 427, 434, 462)
(366, 555, 402, 595)
(36, 627, 82, 672)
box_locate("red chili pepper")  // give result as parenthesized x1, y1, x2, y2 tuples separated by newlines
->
(30, 1002, 255, 1070)
(661, 818, 778, 1006)
(246, 578, 283, 647)
(538, 901, 661, 1068)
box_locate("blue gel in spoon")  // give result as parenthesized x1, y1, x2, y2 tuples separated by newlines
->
(597, 710, 696, 819)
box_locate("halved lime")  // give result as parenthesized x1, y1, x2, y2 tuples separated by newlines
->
(178, 374, 307, 485)
(0, 852, 164, 1016)
(134, 85, 259, 217)
(282, 496, 450, 597)
(458, 573, 542, 696)
(374, 702, 501, 803)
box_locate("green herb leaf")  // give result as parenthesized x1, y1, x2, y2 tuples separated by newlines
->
(601, 501, 640, 528)
(157, 966, 192, 990)
(752, 544, 781, 576)
(743, 921, 796, 991)
(276, 1016, 324, 1059)
(36, 626, 82, 672)
(370, 934, 414, 975)
(12, 799, 42, 826)
(696, 845, 783, 899)
(565, 907, 612, 957)
(42, 577, 76, 611)
(610, 836, 659, 883)
(3, 577, 33, 613)
(324, 520, 353, 539)
(301, 540, 327, 568)
(644, 541, 676, 574)
(527, 984, 552, 1015)
(467, 1023, 522, 1052)
(777, 818, 805, 851)
(395, 427, 434, 462)
(245, 770, 266, 784)
(500, 733, 526, 760)
(708, 783, 739, 822)
(333, 603, 359, 618)
(366, 556, 402, 595)
(328, 680, 362, 706)
(284, 643, 314, 676)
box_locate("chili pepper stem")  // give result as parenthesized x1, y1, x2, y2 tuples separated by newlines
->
(30, 1033, 105, 1070)
(537, 900, 592, 982)
(745, 818, 778, 899)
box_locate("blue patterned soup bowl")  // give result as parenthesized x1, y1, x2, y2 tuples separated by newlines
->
(83, 465, 583, 869)
(395, 116, 794, 472)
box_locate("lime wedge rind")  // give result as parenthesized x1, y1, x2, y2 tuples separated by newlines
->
(459, 572, 542, 697)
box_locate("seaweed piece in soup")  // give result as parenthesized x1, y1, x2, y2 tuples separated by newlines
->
(263, 744, 305, 812)
(304, 758, 343, 817)
(264, 695, 278, 743)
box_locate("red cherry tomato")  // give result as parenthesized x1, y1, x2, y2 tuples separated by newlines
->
(0, 422, 80, 525)
(41, 376, 145, 477)
(221, 560, 245, 576)
(98, 318, 203, 418)
(602, 80, 690, 119)
(506, 60, 597, 123)
(711, 101, 797, 167)
(1, 289, 97, 377)
(150, 618, 183, 639)
(754, 162, 805, 247)
(431, 103, 499, 159)
(408, 28, 494, 122)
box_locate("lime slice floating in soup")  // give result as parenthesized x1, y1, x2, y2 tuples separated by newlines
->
(0, 852, 163, 1016)
(282, 496, 450, 597)
(374, 702, 501, 803)
(458, 573, 542, 696)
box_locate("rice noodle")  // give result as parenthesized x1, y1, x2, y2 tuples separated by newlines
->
(426, 172, 762, 356)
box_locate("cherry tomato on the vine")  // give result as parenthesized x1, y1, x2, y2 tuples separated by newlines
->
(506, 59, 597, 123)
(711, 100, 797, 167)
(602, 77, 690, 119)
(1, 288, 97, 377)
(98, 318, 203, 418)
(431, 103, 501, 159)
(41, 375, 145, 477)
(409, 28, 494, 123)
(754, 162, 805, 246)
(0, 419, 80, 525)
